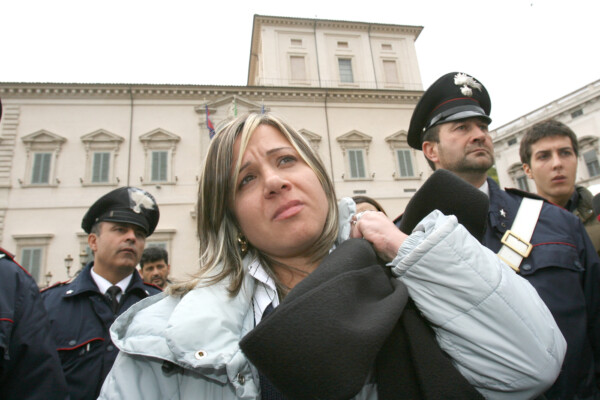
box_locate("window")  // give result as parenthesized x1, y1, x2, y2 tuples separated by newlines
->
(337, 130, 372, 180)
(584, 150, 600, 177)
(290, 56, 307, 81)
(507, 138, 517, 146)
(92, 152, 110, 183)
(21, 247, 42, 282)
(80, 129, 124, 186)
(396, 149, 415, 177)
(348, 149, 366, 178)
(571, 109, 583, 119)
(31, 152, 52, 184)
(338, 58, 354, 83)
(385, 130, 420, 180)
(21, 130, 66, 187)
(13, 234, 53, 285)
(383, 60, 399, 84)
(516, 175, 530, 191)
(508, 163, 530, 192)
(139, 128, 181, 185)
(145, 229, 176, 259)
(151, 151, 168, 182)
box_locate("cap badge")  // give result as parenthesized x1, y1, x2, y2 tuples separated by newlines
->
(129, 188, 155, 214)
(454, 73, 482, 97)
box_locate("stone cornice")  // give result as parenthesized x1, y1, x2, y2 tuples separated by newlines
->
(0, 83, 423, 105)
(253, 14, 423, 39)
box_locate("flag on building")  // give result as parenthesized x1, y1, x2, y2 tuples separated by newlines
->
(205, 105, 216, 139)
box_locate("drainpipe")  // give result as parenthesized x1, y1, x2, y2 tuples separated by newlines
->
(314, 20, 322, 87)
(127, 87, 134, 186)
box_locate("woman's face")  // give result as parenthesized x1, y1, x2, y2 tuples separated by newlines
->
(356, 202, 379, 214)
(232, 124, 329, 264)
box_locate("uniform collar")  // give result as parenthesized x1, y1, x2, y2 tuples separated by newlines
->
(90, 266, 132, 297)
(63, 262, 150, 298)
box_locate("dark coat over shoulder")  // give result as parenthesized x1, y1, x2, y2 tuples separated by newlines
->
(41, 262, 161, 400)
(0, 248, 68, 400)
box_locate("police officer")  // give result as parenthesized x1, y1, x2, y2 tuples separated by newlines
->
(403, 72, 600, 399)
(0, 97, 68, 400)
(42, 186, 162, 400)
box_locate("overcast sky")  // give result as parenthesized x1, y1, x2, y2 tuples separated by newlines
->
(2, 0, 598, 128)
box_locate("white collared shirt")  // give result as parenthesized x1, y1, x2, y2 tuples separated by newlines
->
(247, 259, 280, 325)
(479, 179, 490, 197)
(90, 267, 133, 302)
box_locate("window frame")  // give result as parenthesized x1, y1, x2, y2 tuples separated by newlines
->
(338, 58, 354, 84)
(139, 128, 181, 185)
(21, 130, 66, 187)
(80, 129, 124, 186)
(13, 234, 53, 285)
(385, 130, 420, 180)
(336, 130, 373, 181)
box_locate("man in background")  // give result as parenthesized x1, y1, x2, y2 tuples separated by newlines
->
(520, 119, 600, 253)
(42, 186, 162, 400)
(140, 246, 171, 289)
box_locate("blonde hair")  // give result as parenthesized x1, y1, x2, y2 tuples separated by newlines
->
(169, 113, 338, 297)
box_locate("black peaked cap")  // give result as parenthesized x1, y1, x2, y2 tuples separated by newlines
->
(408, 72, 492, 149)
(81, 187, 159, 235)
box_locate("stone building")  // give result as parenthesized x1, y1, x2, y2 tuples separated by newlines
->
(0, 15, 429, 284)
(491, 79, 600, 193)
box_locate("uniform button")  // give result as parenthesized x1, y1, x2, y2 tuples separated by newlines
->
(69, 340, 76, 346)
(237, 373, 245, 385)
(574, 261, 583, 269)
(501, 223, 507, 228)
(106, 345, 114, 351)
(521, 263, 532, 271)
(194, 350, 206, 359)
(145, 290, 150, 295)
(66, 289, 74, 294)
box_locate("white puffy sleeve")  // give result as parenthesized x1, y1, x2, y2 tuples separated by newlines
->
(391, 210, 566, 399)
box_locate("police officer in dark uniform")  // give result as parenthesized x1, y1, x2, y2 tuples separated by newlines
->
(42, 186, 162, 400)
(0, 97, 69, 399)
(402, 72, 600, 399)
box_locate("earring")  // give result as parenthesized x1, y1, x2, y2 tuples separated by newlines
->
(237, 233, 248, 256)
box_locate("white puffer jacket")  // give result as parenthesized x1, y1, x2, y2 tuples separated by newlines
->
(99, 209, 565, 400)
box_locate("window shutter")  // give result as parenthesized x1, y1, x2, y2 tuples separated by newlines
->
(152, 151, 168, 181)
(397, 150, 414, 177)
(32, 153, 51, 184)
(339, 59, 354, 83)
(22, 248, 42, 282)
(383, 60, 399, 84)
(92, 152, 110, 182)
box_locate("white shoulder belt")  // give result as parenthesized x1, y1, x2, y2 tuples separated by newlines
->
(497, 197, 544, 272)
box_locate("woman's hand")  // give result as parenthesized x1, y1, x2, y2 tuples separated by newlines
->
(350, 211, 408, 262)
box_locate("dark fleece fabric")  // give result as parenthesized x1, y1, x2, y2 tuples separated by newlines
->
(239, 239, 483, 400)
(397, 169, 489, 242)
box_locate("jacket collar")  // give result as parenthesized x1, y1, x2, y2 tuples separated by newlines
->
(63, 262, 149, 298)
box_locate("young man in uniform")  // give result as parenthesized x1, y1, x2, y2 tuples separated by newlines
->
(42, 186, 162, 400)
(139, 246, 171, 289)
(520, 119, 600, 253)
(404, 72, 600, 399)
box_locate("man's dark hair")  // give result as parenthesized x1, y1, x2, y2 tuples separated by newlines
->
(519, 119, 578, 165)
(421, 125, 440, 170)
(140, 246, 168, 269)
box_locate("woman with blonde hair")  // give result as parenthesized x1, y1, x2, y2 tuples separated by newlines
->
(99, 113, 564, 399)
